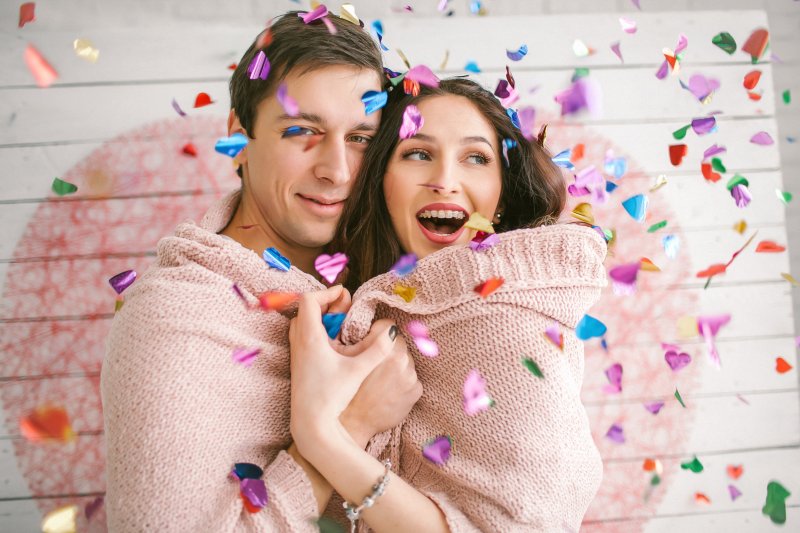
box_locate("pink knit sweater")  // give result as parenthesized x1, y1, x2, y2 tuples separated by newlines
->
(341, 224, 607, 532)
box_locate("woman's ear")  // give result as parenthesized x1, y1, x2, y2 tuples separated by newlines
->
(228, 109, 248, 169)
(492, 206, 505, 225)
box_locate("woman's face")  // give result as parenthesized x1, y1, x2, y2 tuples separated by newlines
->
(383, 94, 503, 259)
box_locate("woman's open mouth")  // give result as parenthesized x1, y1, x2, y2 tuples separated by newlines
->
(416, 203, 469, 244)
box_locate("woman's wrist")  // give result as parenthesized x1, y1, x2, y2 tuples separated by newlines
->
(294, 418, 359, 468)
(339, 410, 373, 450)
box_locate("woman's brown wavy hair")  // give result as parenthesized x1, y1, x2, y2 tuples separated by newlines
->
(332, 77, 567, 293)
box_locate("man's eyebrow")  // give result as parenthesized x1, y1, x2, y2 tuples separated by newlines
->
(277, 113, 377, 132)
(352, 122, 378, 132)
(401, 133, 495, 150)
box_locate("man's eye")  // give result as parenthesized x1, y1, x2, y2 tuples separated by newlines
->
(282, 126, 316, 138)
(348, 134, 372, 144)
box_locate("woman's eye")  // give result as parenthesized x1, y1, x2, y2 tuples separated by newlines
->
(282, 126, 316, 138)
(466, 153, 490, 165)
(402, 149, 431, 161)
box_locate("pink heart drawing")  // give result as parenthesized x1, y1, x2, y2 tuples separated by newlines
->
(314, 252, 349, 284)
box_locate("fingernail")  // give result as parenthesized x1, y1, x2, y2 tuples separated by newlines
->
(388, 325, 398, 341)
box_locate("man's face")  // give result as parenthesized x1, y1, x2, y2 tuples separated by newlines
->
(232, 65, 382, 250)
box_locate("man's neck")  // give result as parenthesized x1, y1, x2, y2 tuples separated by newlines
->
(219, 196, 321, 280)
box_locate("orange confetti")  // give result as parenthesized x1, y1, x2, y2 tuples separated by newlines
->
(24, 44, 57, 87)
(747, 91, 762, 101)
(776, 357, 793, 374)
(755, 240, 786, 253)
(19, 405, 75, 443)
(258, 291, 299, 312)
(639, 257, 661, 272)
(696, 263, 727, 278)
(695, 492, 711, 504)
(193, 92, 214, 108)
(643, 458, 662, 474)
(571, 143, 585, 162)
(474, 277, 504, 298)
(19, 2, 35, 27)
(727, 464, 743, 479)
(701, 162, 721, 183)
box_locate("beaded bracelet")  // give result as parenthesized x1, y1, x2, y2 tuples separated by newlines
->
(343, 459, 392, 533)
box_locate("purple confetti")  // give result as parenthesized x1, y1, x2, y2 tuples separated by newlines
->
(240, 478, 268, 509)
(609, 262, 640, 295)
(691, 116, 716, 135)
(606, 424, 625, 444)
(729, 484, 742, 501)
(276, 83, 299, 116)
(171, 98, 187, 117)
(683, 74, 720, 102)
(406, 64, 440, 88)
(554, 77, 602, 117)
(644, 401, 665, 414)
(469, 231, 499, 252)
(604, 363, 623, 394)
(298, 5, 328, 23)
(422, 435, 452, 466)
(391, 253, 418, 276)
(731, 184, 752, 208)
(518, 106, 536, 140)
(109, 270, 137, 295)
(232, 347, 260, 367)
(703, 143, 727, 159)
(610, 41, 623, 63)
(247, 50, 270, 81)
(750, 131, 774, 145)
(665, 349, 692, 371)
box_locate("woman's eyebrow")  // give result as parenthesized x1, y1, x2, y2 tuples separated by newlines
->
(401, 133, 494, 149)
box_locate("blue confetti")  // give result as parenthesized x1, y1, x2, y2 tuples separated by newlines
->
(322, 313, 346, 339)
(621, 194, 648, 222)
(391, 253, 418, 276)
(464, 60, 481, 73)
(605, 181, 618, 193)
(576, 314, 607, 340)
(232, 463, 264, 480)
(604, 157, 628, 179)
(551, 148, 574, 170)
(506, 44, 528, 62)
(214, 133, 248, 158)
(506, 108, 520, 129)
(662, 234, 681, 259)
(361, 90, 388, 115)
(371, 20, 389, 51)
(263, 247, 291, 272)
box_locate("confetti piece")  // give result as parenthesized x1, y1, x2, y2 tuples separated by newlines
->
(743, 70, 762, 90)
(494, 79, 519, 108)
(729, 485, 743, 501)
(683, 74, 720, 103)
(258, 292, 299, 312)
(576, 314, 607, 340)
(727, 464, 743, 480)
(673, 125, 690, 140)
(84, 496, 104, 521)
(339, 3, 360, 25)
(463, 369, 493, 416)
(231, 463, 264, 480)
(51, 177, 78, 196)
(19, 405, 75, 443)
(644, 401, 665, 414)
(544, 322, 563, 351)
(506, 43, 528, 61)
(464, 212, 494, 233)
(42, 505, 78, 533)
(215, 133, 248, 158)
(610, 41, 623, 63)
(650, 174, 668, 192)
(750, 131, 773, 145)
(406, 65, 440, 88)
(19, 2, 35, 27)
(619, 17, 637, 34)
(522, 357, 544, 378)
(322, 312, 346, 339)
(604, 151, 627, 179)
(232, 347, 260, 367)
(391, 253, 417, 276)
(662, 234, 680, 259)
(691, 116, 716, 135)
(703, 143, 726, 160)
(681, 456, 703, 473)
(776, 357, 793, 374)
(669, 144, 687, 166)
(731, 183, 752, 208)
(399, 104, 424, 139)
(24, 45, 57, 87)
(422, 435, 452, 465)
(464, 60, 481, 73)
(314, 252, 348, 284)
(762, 481, 790, 525)
(622, 194, 648, 222)
(697, 314, 731, 367)
(73, 38, 99, 63)
(643, 458, 663, 474)
(776, 189, 792, 204)
(733, 220, 747, 234)
(263, 247, 291, 271)
(701, 162, 721, 183)
(712, 32, 737, 54)
(554, 77, 602, 117)
(276, 83, 299, 116)
(171, 98, 187, 117)
(240, 478, 268, 513)
(665, 349, 691, 371)
(193, 92, 213, 108)
(674, 388, 687, 408)
(114, 296, 124, 313)
(248, 50, 270, 80)
(609, 262, 640, 295)
(371, 20, 389, 51)
(361, 90, 388, 115)
(742, 28, 769, 63)
(756, 240, 785, 253)
(572, 39, 593, 57)
(605, 424, 625, 444)
(180, 142, 198, 157)
(656, 34, 688, 79)
(469, 231, 499, 252)
(695, 493, 711, 504)
(108, 270, 136, 294)
(570, 203, 594, 225)
(647, 220, 667, 233)
(299, 4, 328, 23)
(781, 273, 800, 287)
(407, 320, 438, 357)
(604, 363, 623, 394)
(783, 90, 791, 104)
(393, 284, 416, 302)
(474, 277, 504, 298)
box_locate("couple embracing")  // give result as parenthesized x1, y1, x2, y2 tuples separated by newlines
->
(102, 9, 606, 533)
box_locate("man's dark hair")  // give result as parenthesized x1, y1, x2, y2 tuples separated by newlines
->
(229, 11, 384, 177)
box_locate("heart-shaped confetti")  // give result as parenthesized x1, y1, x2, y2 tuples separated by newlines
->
(605, 424, 625, 444)
(742, 28, 769, 62)
(684, 74, 720, 102)
(194, 92, 213, 108)
(422, 436, 452, 466)
(263, 247, 291, 271)
(232, 347, 260, 367)
(19, 405, 75, 443)
(322, 313, 346, 339)
(755, 241, 785, 253)
(506, 43, 528, 61)
(775, 357, 792, 374)
(750, 131, 774, 145)
(701, 162, 721, 183)
(314, 252, 348, 284)
(669, 144, 687, 166)
(665, 349, 692, 371)
(474, 277, 504, 298)
(712, 32, 737, 54)
(604, 363, 623, 394)
(743, 70, 762, 90)
(463, 369, 493, 416)
(576, 314, 607, 340)
(399, 104, 424, 139)
(257, 292, 299, 312)
(109, 270, 137, 294)
(362, 90, 388, 115)
(393, 284, 416, 303)
(622, 194, 648, 222)
(762, 480, 790, 525)
(215, 133, 248, 158)
(727, 464, 744, 480)
(406, 320, 438, 357)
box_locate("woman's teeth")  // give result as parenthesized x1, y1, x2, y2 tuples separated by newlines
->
(417, 210, 466, 219)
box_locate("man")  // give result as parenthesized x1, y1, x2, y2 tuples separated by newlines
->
(101, 11, 420, 531)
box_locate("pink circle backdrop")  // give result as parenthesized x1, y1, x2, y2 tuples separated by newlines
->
(1, 114, 699, 531)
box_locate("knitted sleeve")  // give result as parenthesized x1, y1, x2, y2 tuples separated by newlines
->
(101, 266, 320, 533)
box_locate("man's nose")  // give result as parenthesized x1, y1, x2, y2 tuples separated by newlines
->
(313, 135, 350, 186)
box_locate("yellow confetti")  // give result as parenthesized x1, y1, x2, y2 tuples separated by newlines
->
(650, 174, 668, 192)
(733, 219, 747, 234)
(339, 4, 360, 25)
(571, 202, 594, 225)
(464, 212, 494, 233)
(41, 505, 78, 533)
(395, 48, 411, 70)
(439, 49, 450, 71)
(640, 257, 661, 272)
(73, 38, 99, 63)
(677, 316, 699, 339)
(393, 284, 417, 303)
(781, 272, 800, 287)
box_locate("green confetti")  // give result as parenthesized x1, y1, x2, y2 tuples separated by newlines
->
(522, 357, 544, 378)
(680, 455, 704, 473)
(651, 474, 661, 486)
(315, 517, 345, 533)
(647, 220, 667, 233)
(114, 298, 125, 313)
(672, 125, 690, 140)
(726, 174, 749, 192)
(711, 157, 726, 173)
(762, 480, 791, 525)
(674, 388, 687, 408)
(573, 67, 590, 79)
(776, 189, 793, 204)
(51, 177, 78, 196)
(711, 32, 737, 54)
(783, 90, 791, 104)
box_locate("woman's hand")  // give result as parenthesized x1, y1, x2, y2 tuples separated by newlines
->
(288, 286, 400, 456)
(340, 333, 423, 448)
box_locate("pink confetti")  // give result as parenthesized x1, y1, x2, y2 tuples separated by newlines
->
(406, 320, 439, 357)
(644, 401, 665, 414)
(697, 314, 731, 368)
(406, 64, 440, 88)
(619, 17, 637, 34)
(314, 252, 349, 284)
(703, 143, 726, 159)
(298, 5, 328, 23)
(683, 74, 720, 102)
(422, 436, 452, 466)
(232, 347, 260, 367)
(469, 231, 499, 252)
(606, 423, 625, 444)
(321, 16, 338, 34)
(609, 261, 640, 295)
(247, 50, 270, 80)
(24, 44, 57, 87)
(518, 106, 536, 141)
(276, 83, 299, 116)
(399, 104, 424, 139)
(604, 363, 623, 394)
(463, 369, 493, 416)
(729, 485, 742, 501)
(610, 41, 623, 63)
(544, 322, 563, 350)
(665, 349, 691, 371)
(554, 77, 602, 117)
(750, 131, 774, 145)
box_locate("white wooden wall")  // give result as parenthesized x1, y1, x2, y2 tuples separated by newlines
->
(1, 1, 798, 532)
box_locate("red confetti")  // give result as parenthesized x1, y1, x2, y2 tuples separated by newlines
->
(474, 277, 504, 298)
(755, 240, 786, 253)
(727, 464, 743, 479)
(695, 492, 711, 504)
(776, 357, 793, 374)
(182, 142, 197, 156)
(19, 2, 35, 27)
(19, 405, 75, 443)
(747, 91, 762, 101)
(742, 28, 769, 61)
(701, 162, 721, 183)
(669, 144, 687, 166)
(194, 92, 214, 108)
(227, 63, 238, 70)
(24, 44, 57, 87)
(743, 70, 761, 90)
(696, 263, 727, 278)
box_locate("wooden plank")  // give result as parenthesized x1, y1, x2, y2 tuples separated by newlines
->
(0, 12, 771, 87)
(583, 507, 800, 532)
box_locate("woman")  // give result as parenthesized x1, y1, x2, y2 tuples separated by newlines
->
(321, 78, 607, 530)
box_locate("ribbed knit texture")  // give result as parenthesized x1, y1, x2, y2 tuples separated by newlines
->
(341, 224, 608, 532)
